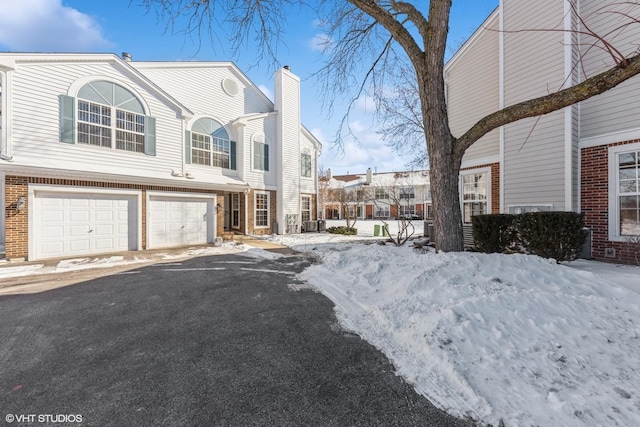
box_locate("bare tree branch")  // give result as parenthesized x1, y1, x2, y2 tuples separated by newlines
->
(455, 51, 640, 157)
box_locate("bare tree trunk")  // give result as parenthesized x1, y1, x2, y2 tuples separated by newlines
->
(419, 0, 464, 252)
(427, 142, 463, 251)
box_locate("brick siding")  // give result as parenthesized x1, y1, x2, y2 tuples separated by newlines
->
(247, 189, 277, 236)
(581, 140, 640, 264)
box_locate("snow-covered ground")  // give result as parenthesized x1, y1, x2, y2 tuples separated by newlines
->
(1, 219, 639, 426)
(271, 221, 640, 427)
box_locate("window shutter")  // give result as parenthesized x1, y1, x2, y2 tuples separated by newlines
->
(264, 144, 269, 171)
(59, 95, 75, 144)
(185, 130, 192, 164)
(144, 116, 156, 156)
(230, 140, 237, 170)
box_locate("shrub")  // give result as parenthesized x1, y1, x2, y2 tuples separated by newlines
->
(518, 212, 586, 262)
(472, 211, 586, 262)
(326, 226, 357, 235)
(472, 214, 517, 253)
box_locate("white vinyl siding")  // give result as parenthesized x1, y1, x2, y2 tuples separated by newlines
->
(446, 13, 500, 163)
(299, 132, 318, 195)
(9, 61, 182, 179)
(132, 64, 272, 120)
(579, 0, 640, 141)
(502, 0, 567, 209)
(133, 63, 272, 183)
(275, 69, 301, 231)
(243, 118, 278, 188)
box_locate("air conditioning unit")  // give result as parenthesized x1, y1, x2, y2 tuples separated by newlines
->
(304, 220, 318, 232)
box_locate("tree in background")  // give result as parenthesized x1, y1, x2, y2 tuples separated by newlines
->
(142, 0, 640, 251)
(367, 179, 417, 246)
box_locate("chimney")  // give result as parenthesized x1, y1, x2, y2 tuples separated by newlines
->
(366, 167, 372, 184)
(122, 52, 132, 62)
(327, 168, 332, 180)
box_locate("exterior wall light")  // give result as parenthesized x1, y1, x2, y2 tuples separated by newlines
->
(16, 196, 25, 211)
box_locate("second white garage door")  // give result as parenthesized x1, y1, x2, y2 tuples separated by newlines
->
(148, 195, 215, 249)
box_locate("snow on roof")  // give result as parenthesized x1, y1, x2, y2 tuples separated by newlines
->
(327, 169, 430, 189)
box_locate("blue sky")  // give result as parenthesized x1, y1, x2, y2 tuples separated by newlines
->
(0, 0, 497, 175)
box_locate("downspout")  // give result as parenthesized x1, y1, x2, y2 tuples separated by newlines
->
(181, 116, 187, 176)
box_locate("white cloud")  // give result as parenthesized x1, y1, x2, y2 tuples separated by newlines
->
(308, 33, 332, 52)
(354, 94, 376, 113)
(0, 0, 111, 51)
(319, 118, 409, 175)
(309, 127, 329, 146)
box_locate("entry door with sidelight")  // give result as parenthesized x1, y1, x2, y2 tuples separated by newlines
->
(231, 193, 240, 229)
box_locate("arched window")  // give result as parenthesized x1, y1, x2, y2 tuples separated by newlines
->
(59, 80, 155, 155)
(186, 118, 235, 170)
(77, 81, 145, 152)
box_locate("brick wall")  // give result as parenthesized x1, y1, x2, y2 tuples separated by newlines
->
(247, 189, 277, 236)
(4, 176, 29, 259)
(4, 176, 224, 260)
(581, 140, 640, 264)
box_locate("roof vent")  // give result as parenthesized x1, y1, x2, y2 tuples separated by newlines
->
(122, 52, 132, 62)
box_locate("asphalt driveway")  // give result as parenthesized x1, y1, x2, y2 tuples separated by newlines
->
(0, 253, 474, 426)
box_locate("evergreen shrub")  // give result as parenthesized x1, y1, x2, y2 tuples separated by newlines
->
(471, 214, 517, 253)
(472, 211, 585, 262)
(327, 226, 357, 235)
(518, 212, 585, 262)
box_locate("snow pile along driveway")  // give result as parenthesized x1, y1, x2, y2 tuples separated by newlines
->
(297, 242, 640, 427)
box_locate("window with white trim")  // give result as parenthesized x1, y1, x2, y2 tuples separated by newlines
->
(76, 81, 146, 153)
(399, 204, 415, 216)
(400, 187, 415, 199)
(190, 118, 231, 168)
(617, 150, 640, 236)
(461, 172, 488, 224)
(255, 192, 270, 228)
(301, 195, 311, 223)
(375, 204, 390, 218)
(426, 204, 433, 219)
(253, 134, 269, 171)
(301, 154, 312, 178)
(374, 188, 388, 200)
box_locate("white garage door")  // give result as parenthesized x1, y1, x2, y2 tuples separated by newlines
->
(35, 192, 137, 260)
(148, 196, 214, 249)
